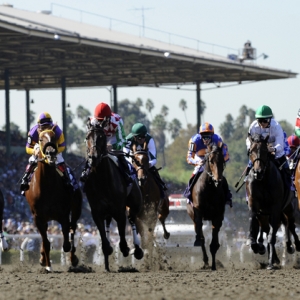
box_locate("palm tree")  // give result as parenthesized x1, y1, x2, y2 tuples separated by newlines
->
(179, 99, 188, 126)
(160, 105, 169, 117)
(145, 99, 154, 120)
(167, 118, 182, 139)
(76, 105, 91, 127)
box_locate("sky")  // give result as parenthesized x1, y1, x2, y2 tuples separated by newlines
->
(1, 0, 300, 142)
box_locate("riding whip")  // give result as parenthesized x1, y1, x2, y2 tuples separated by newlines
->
(234, 165, 248, 188)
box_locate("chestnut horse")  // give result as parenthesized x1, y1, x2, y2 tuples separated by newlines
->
(130, 143, 170, 249)
(187, 143, 226, 271)
(0, 189, 8, 251)
(24, 127, 82, 272)
(246, 134, 292, 269)
(84, 120, 144, 272)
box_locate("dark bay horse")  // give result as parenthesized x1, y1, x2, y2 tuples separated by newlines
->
(24, 127, 82, 272)
(130, 143, 170, 249)
(84, 120, 144, 272)
(187, 143, 226, 271)
(0, 189, 8, 251)
(246, 134, 292, 269)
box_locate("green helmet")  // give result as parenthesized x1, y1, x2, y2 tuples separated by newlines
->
(126, 123, 147, 139)
(255, 105, 273, 118)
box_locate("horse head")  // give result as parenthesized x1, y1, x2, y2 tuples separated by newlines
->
(38, 125, 58, 165)
(85, 118, 108, 167)
(204, 143, 225, 187)
(248, 134, 269, 180)
(131, 143, 149, 187)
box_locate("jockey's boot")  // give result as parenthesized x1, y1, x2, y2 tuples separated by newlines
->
(20, 162, 36, 191)
(222, 176, 233, 207)
(118, 155, 133, 185)
(183, 175, 195, 203)
(149, 166, 168, 191)
(80, 161, 91, 183)
(57, 162, 72, 188)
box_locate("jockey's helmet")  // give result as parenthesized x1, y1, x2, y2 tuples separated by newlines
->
(255, 105, 273, 119)
(126, 123, 147, 140)
(199, 122, 214, 135)
(287, 135, 300, 149)
(37, 112, 53, 125)
(94, 102, 112, 120)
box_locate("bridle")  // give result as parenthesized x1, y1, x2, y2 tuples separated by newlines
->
(249, 140, 269, 181)
(204, 145, 225, 187)
(38, 129, 58, 165)
(131, 150, 149, 187)
(85, 124, 108, 166)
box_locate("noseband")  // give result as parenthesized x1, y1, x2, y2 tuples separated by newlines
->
(204, 147, 224, 187)
(132, 150, 148, 186)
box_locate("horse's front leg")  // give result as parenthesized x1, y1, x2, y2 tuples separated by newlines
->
(127, 211, 144, 260)
(210, 221, 221, 271)
(35, 218, 51, 272)
(193, 207, 209, 269)
(0, 230, 8, 251)
(248, 211, 260, 253)
(267, 223, 280, 270)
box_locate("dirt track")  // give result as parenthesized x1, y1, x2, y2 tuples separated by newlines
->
(1, 246, 300, 300)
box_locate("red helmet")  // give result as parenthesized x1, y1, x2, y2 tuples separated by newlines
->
(287, 135, 300, 148)
(94, 102, 112, 120)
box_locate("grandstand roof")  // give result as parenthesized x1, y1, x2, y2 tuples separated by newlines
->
(0, 4, 297, 90)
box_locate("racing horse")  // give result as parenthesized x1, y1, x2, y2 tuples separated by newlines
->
(24, 126, 82, 272)
(246, 133, 290, 269)
(84, 120, 144, 272)
(187, 142, 226, 271)
(0, 189, 8, 251)
(130, 143, 170, 250)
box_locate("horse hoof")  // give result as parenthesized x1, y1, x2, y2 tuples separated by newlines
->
(71, 255, 79, 267)
(45, 266, 52, 272)
(121, 247, 130, 257)
(258, 245, 266, 255)
(251, 243, 259, 254)
(287, 246, 295, 255)
(164, 232, 170, 240)
(134, 247, 144, 260)
(267, 265, 274, 270)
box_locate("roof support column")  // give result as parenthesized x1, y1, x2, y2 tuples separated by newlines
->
(61, 77, 66, 158)
(196, 81, 201, 130)
(26, 89, 30, 133)
(5, 69, 10, 157)
(113, 85, 118, 113)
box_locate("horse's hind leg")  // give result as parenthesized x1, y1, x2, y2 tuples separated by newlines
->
(192, 207, 209, 269)
(69, 190, 82, 267)
(158, 196, 170, 240)
(210, 222, 221, 271)
(35, 218, 52, 271)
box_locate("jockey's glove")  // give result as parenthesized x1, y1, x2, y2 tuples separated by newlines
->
(268, 146, 276, 153)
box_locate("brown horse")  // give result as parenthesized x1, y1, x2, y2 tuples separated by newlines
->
(84, 120, 144, 272)
(187, 142, 226, 271)
(246, 134, 292, 269)
(0, 189, 8, 251)
(24, 127, 82, 272)
(130, 143, 170, 249)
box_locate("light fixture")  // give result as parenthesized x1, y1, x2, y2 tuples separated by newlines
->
(164, 52, 170, 58)
(54, 34, 60, 40)
(67, 103, 71, 108)
(30, 99, 34, 104)
(256, 53, 269, 60)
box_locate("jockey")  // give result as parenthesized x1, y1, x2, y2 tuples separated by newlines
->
(246, 105, 292, 193)
(20, 112, 71, 191)
(295, 108, 300, 138)
(80, 102, 132, 184)
(185, 122, 232, 207)
(287, 135, 300, 189)
(123, 122, 168, 194)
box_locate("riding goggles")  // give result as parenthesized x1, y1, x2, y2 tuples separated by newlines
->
(136, 135, 146, 140)
(202, 136, 212, 141)
(257, 118, 270, 124)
